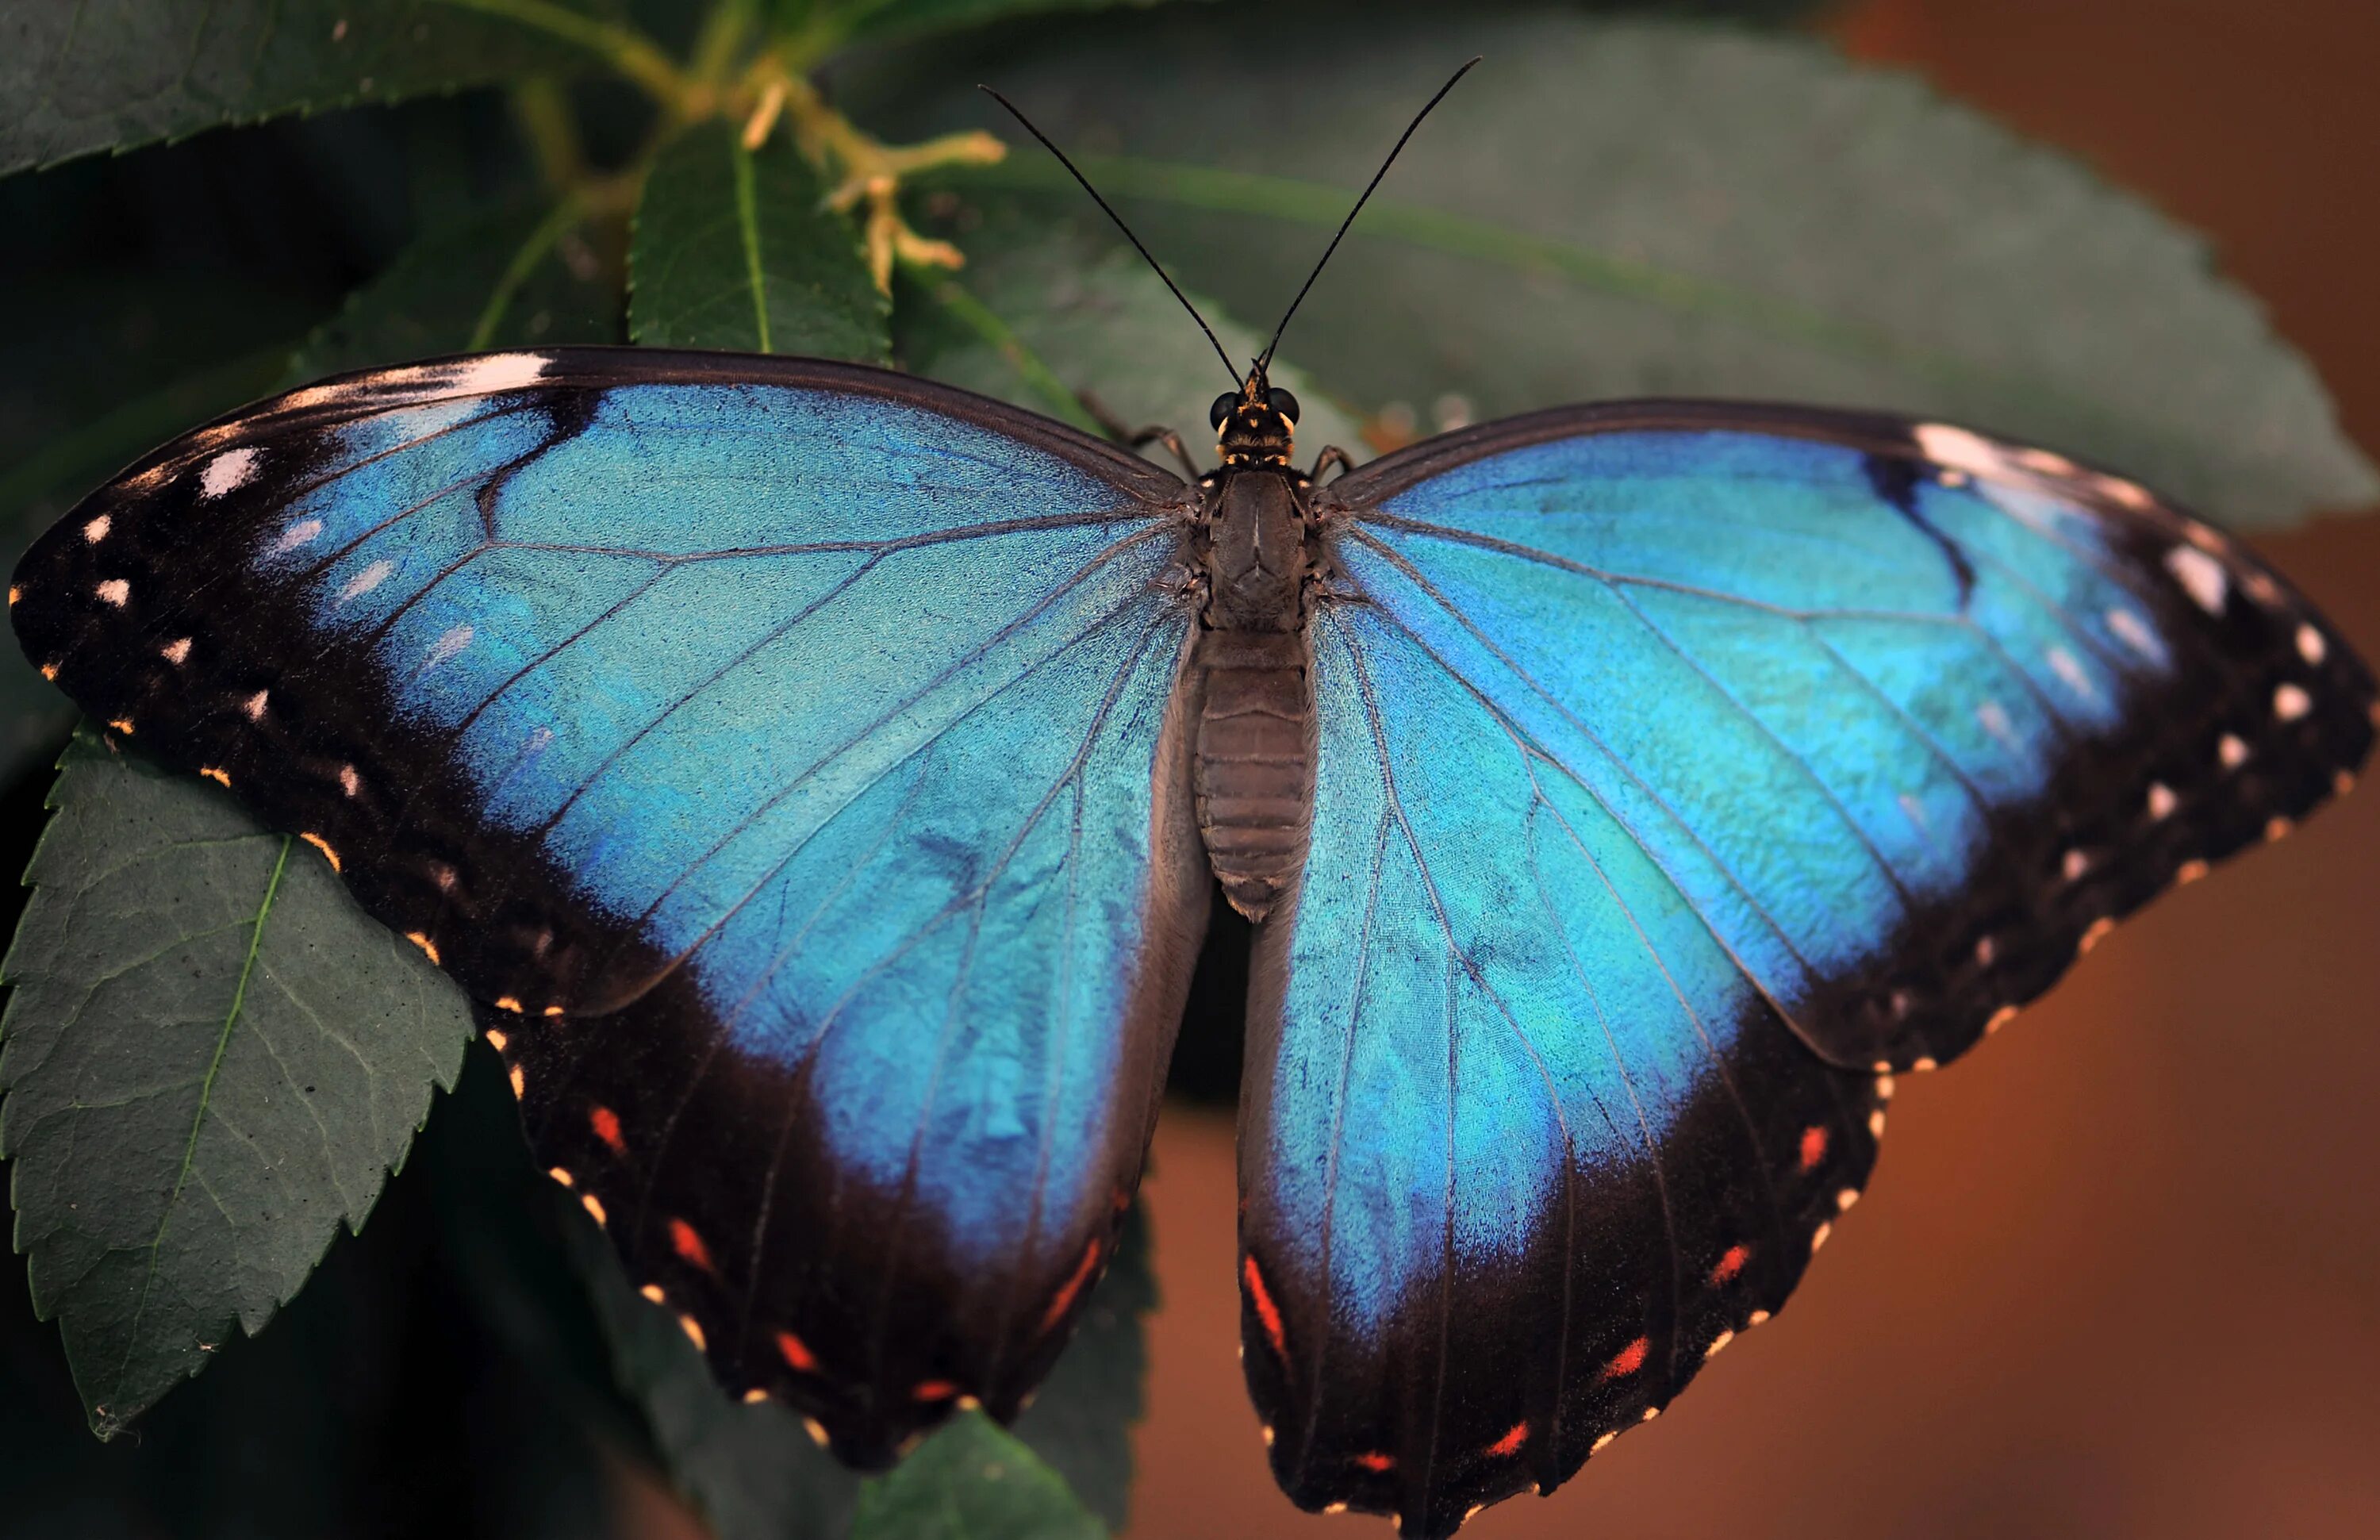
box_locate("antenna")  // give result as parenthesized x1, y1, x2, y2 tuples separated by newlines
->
(978, 86, 1242, 387)
(1255, 57, 1480, 378)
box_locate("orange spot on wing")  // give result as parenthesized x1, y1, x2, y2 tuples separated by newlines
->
(1243, 1254, 1287, 1359)
(405, 931, 440, 966)
(1485, 1420, 1529, 1458)
(589, 1104, 626, 1156)
(1798, 1125, 1829, 1170)
(669, 1217, 716, 1274)
(298, 831, 340, 872)
(199, 766, 230, 786)
(1599, 1335, 1649, 1381)
(1038, 1236, 1104, 1334)
(775, 1329, 819, 1373)
(494, 996, 523, 1014)
(1710, 1243, 1752, 1286)
(107, 718, 134, 736)
(1353, 1450, 1395, 1473)
(912, 1379, 958, 1401)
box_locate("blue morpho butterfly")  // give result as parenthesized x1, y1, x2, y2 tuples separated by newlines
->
(10, 63, 2374, 1538)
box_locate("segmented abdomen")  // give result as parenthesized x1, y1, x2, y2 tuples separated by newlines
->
(1194, 628, 1315, 922)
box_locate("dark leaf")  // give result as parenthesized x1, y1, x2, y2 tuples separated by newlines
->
(0, 727, 475, 1434)
(630, 122, 889, 359)
(819, 0, 1209, 49)
(0, 272, 309, 789)
(851, 1412, 1104, 1540)
(869, 11, 2375, 525)
(896, 198, 1362, 459)
(289, 199, 624, 382)
(2, 0, 654, 175)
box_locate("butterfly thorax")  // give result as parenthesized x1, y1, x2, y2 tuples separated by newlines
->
(1191, 412, 1319, 922)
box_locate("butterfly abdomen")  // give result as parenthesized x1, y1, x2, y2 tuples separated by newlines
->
(1194, 467, 1318, 921)
(1195, 628, 1315, 920)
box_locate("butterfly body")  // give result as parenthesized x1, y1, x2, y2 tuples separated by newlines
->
(12, 348, 2370, 1539)
(1191, 387, 1321, 920)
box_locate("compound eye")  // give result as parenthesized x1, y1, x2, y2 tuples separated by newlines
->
(1265, 386, 1300, 424)
(1210, 393, 1238, 430)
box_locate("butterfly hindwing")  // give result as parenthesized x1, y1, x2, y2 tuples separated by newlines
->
(1239, 403, 2370, 1535)
(11, 348, 1211, 1459)
(1242, 600, 1887, 1536)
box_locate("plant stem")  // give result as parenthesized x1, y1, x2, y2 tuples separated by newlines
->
(425, 0, 690, 107)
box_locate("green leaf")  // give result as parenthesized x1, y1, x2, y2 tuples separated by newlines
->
(0, 726, 475, 1434)
(853, 1413, 1104, 1540)
(868, 13, 2374, 526)
(290, 199, 625, 382)
(630, 123, 889, 360)
(895, 198, 1363, 462)
(2, 0, 664, 176)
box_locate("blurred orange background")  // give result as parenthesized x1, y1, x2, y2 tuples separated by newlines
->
(1120, 2, 2380, 1537)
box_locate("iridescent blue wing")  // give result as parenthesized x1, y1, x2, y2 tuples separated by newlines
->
(1238, 402, 2373, 1536)
(11, 348, 1209, 1460)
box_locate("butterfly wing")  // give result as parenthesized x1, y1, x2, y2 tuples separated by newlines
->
(11, 348, 1210, 1459)
(1238, 402, 2372, 1535)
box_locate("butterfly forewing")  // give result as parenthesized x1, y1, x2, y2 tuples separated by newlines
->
(10, 348, 1212, 1461)
(1233, 403, 2371, 1536)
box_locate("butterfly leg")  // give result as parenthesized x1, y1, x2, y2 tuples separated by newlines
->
(1307, 444, 1359, 482)
(1080, 391, 1204, 480)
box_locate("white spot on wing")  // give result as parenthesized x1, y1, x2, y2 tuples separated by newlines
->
(2296, 625, 2327, 665)
(2147, 782, 2177, 820)
(340, 764, 361, 797)
(244, 689, 269, 722)
(1914, 424, 2006, 480)
(2106, 607, 2162, 662)
(446, 352, 551, 396)
(161, 637, 192, 665)
(200, 447, 263, 499)
(2274, 682, 2313, 722)
(2094, 474, 2155, 510)
(1975, 699, 2021, 753)
(423, 624, 474, 670)
(268, 518, 324, 556)
(2165, 544, 2228, 614)
(339, 559, 393, 602)
(95, 578, 129, 606)
(2218, 733, 2249, 769)
(83, 515, 112, 543)
(2045, 645, 2096, 700)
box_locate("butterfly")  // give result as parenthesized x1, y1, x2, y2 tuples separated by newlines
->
(11, 83, 2374, 1540)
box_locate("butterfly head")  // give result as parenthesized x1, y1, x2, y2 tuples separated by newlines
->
(1211, 376, 1299, 467)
